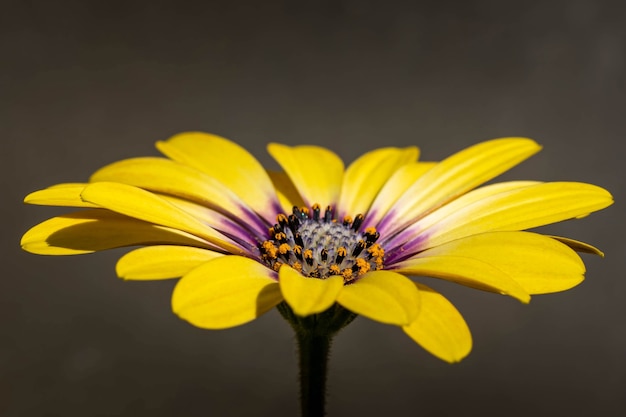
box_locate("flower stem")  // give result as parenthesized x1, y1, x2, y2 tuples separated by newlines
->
(277, 302, 357, 417)
(295, 330, 332, 417)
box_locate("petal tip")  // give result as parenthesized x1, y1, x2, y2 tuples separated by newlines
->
(23, 191, 37, 204)
(438, 347, 472, 364)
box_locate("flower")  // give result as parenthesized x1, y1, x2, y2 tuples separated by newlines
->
(21, 132, 613, 362)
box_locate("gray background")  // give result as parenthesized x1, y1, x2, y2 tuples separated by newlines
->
(3, 1, 624, 416)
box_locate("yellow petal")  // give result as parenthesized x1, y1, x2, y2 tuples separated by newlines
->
(21, 210, 212, 255)
(402, 283, 472, 363)
(47, 182, 90, 188)
(336, 271, 420, 326)
(392, 255, 530, 303)
(116, 245, 224, 280)
(419, 182, 614, 250)
(24, 183, 98, 207)
(409, 232, 585, 294)
(90, 157, 267, 235)
(172, 256, 282, 329)
(383, 181, 540, 251)
(156, 132, 281, 222)
(159, 194, 258, 248)
(549, 236, 604, 257)
(337, 146, 418, 219)
(80, 182, 246, 255)
(267, 143, 344, 209)
(377, 138, 541, 235)
(363, 162, 437, 229)
(267, 170, 306, 213)
(279, 266, 343, 316)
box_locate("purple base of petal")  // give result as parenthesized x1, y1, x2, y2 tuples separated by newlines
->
(385, 230, 432, 265)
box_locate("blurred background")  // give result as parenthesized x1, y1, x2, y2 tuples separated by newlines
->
(3, 1, 624, 416)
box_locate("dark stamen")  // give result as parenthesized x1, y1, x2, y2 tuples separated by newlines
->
(294, 232, 304, 247)
(351, 214, 364, 231)
(293, 206, 308, 220)
(303, 249, 314, 266)
(335, 247, 347, 264)
(288, 214, 300, 231)
(275, 232, 287, 244)
(364, 227, 380, 244)
(277, 214, 289, 229)
(352, 240, 366, 257)
(312, 204, 321, 220)
(293, 245, 303, 261)
(324, 206, 332, 222)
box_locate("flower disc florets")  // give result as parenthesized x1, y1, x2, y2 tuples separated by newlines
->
(260, 204, 384, 282)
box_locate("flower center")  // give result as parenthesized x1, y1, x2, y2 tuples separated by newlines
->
(260, 204, 385, 282)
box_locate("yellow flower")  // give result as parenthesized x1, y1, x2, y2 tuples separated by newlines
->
(21, 132, 613, 362)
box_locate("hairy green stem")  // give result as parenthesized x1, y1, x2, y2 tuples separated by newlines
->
(296, 330, 332, 417)
(278, 302, 357, 417)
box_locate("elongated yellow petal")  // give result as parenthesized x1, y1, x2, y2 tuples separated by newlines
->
(156, 132, 281, 222)
(363, 162, 437, 229)
(336, 271, 420, 326)
(267, 170, 306, 212)
(172, 256, 282, 329)
(159, 194, 258, 248)
(279, 266, 343, 316)
(419, 182, 614, 250)
(24, 183, 98, 207)
(377, 138, 541, 235)
(80, 182, 246, 255)
(383, 181, 540, 251)
(402, 283, 472, 363)
(21, 210, 213, 255)
(116, 245, 223, 280)
(90, 157, 267, 235)
(409, 232, 585, 294)
(267, 143, 344, 209)
(392, 255, 530, 303)
(47, 182, 90, 188)
(337, 147, 418, 219)
(550, 236, 604, 257)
